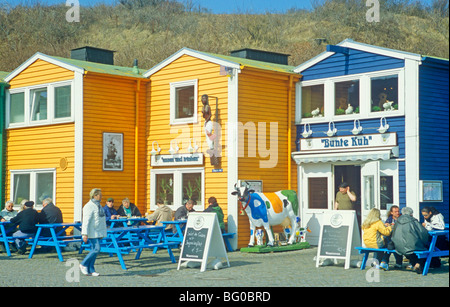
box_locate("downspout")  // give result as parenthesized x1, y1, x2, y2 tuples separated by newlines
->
(0, 82, 7, 208)
(287, 75, 293, 191)
(135, 79, 141, 206)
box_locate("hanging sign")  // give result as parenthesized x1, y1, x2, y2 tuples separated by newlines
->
(316, 210, 361, 269)
(151, 153, 204, 167)
(300, 132, 397, 151)
(177, 212, 230, 272)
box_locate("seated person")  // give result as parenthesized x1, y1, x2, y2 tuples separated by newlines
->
(146, 199, 173, 230)
(9, 201, 40, 254)
(117, 197, 142, 217)
(391, 207, 430, 274)
(39, 198, 64, 237)
(204, 196, 225, 233)
(103, 198, 120, 221)
(174, 200, 195, 221)
(362, 208, 392, 270)
(421, 206, 448, 268)
(1, 200, 18, 222)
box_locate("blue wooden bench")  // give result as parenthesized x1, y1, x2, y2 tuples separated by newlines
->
(222, 232, 236, 252)
(356, 230, 449, 276)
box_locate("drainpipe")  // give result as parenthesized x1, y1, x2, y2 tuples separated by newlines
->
(135, 78, 141, 207)
(287, 75, 293, 191)
(0, 82, 7, 208)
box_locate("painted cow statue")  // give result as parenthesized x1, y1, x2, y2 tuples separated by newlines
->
(232, 182, 300, 247)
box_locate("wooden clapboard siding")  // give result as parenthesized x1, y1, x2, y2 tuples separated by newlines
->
(5, 123, 75, 222)
(147, 54, 229, 217)
(237, 67, 299, 248)
(8, 59, 74, 89)
(82, 73, 147, 213)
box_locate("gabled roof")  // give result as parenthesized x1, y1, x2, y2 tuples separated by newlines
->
(4, 52, 147, 83)
(0, 71, 9, 83)
(294, 39, 423, 73)
(143, 47, 296, 77)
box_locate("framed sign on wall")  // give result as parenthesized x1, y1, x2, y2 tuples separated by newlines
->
(103, 132, 123, 171)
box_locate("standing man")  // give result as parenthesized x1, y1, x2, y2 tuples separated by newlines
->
(80, 188, 107, 277)
(334, 182, 357, 210)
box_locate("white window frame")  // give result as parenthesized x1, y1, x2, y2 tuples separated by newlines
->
(296, 68, 404, 124)
(169, 79, 198, 125)
(5, 80, 74, 128)
(10, 168, 57, 211)
(150, 167, 205, 212)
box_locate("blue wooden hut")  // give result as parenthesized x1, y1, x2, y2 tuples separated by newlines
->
(291, 39, 448, 244)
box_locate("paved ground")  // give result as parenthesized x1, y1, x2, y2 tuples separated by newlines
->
(0, 245, 448, 290)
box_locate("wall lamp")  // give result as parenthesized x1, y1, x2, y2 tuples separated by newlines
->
(169, 140, 179, 155)
(326, 121, 337, 137)
(378, 117, 389, 134)
(150, 141, 161, 156)
(187, 138, 199, 153)
(302, 123, 313, 138)
(352, 119, 363, 135)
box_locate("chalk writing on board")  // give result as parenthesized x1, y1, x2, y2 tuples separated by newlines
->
(319, 225, 349, 257)
(181, 228, 208, 259)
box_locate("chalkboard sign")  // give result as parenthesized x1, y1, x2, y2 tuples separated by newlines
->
(316, 210, 361, 269)
(177, 212, 230, 272)
(319, 225, 349, 257)
(181, 228, 208, 260)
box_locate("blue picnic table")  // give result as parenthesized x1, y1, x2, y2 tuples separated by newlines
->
(0, 221, 16, 256)
(356, 228, 449, 276)
(28, 223, 82, 262)
(107, 217, 149, 228)
(80, 225, 179, 270)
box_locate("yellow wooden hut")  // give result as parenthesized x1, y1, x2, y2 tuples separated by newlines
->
(3, 47, 148, 222)
(144, 48, 300, 249)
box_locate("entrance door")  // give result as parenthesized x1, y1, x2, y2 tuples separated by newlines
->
(360, 161, 380, 224)
(300, 164, 333, 245)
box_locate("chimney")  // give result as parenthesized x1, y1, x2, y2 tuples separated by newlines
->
(70, 46, 115, 65)
(230, 48, 290, 65)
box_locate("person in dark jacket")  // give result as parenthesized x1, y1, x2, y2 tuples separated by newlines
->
(391, 207, 430, 274)
(174, 200, 195, 221)
(10, 201, 40, 254)
(204, 197, 225, 233)
(39, 198, 63, 237)
(117, 198, 142, 217)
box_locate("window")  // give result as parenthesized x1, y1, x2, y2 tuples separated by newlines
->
(302, 84, 324, 119)
(380, 176, 393, 210)
(7, 82, 73, 128)
(308, 177, 328, 209)
(54, 85, 71, 119)
(31, 88, 48, 121)
(371, 75, 398, 112)
(151, 168, 204, 211)
(170, 80, 198, 125)
(11, 169, 55, 208)
(9, 92, 25, 124)
(182, 173, 202, 205)
(335, 80, 359, 115)
(156, 173, 174, 206)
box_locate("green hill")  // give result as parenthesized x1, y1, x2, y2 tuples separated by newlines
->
(0, 0, 448, 72)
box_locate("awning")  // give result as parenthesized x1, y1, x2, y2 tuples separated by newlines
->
(291, 147, 399, 164)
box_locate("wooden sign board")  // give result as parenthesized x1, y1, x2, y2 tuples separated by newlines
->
(177, 212, 230, 272)
(316, 210, 361, 269)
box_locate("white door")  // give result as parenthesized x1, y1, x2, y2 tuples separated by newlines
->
(300, 163, 333, 245)
(360, 161, 380, 224)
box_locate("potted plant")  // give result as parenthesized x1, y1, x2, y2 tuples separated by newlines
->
(159, 178, 173, 205)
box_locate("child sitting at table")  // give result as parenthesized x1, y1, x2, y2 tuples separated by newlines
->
(362, 208, 392, 270)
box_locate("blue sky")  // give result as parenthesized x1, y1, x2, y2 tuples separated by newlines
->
(2, 0, 436, 14)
